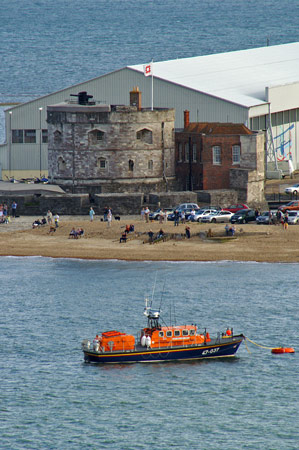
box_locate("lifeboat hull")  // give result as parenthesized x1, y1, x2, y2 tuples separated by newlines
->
(83, 335, 245, 364)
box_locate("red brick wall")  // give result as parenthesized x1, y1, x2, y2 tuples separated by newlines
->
(175, 132, 241, 191)
(202, 135, 241, 190)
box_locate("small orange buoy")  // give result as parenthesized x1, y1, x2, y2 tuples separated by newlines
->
(271, 347, 295, 354)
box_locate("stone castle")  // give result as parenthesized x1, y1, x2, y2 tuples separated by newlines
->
(47, 88, 176, 194)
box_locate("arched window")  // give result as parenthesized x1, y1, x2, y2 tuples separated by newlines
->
(136, 128, 153, 144)
(148, 160, 153, 170)
(58, 156, 66, 172)
(88, 129, 105, 145)
(54, 130, 62, 145)
(129, 160, 134, 171)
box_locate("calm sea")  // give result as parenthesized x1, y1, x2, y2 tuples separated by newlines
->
(1, 258, 298, 450)
(1, 0, 299, 141)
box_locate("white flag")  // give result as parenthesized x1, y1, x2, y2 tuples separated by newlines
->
(143, 62, 153, 77)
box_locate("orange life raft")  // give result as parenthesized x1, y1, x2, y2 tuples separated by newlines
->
(271, 347, 295, 354)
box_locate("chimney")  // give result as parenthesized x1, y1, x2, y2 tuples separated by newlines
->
(184, 110, 190, 129)
(130, 86, 142, 110)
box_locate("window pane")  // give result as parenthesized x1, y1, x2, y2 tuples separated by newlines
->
(185, 143, 189, 162)
(271, 113, 276, 127)
(12, 129, 23, 143)
(178, 143, 182, 162)
(212, 146, 221, 165)
(290, 109, 296, 123)
(24, 129, 36, 143)
(259, 115, 266, 130)
(251, 117, 259, 130)
(232, 145, 240, 164)
(192, 143, 197, 162)
(276, 112, 283, 126)
(42, 130, 48, 143)
(283, 110, 289, 124)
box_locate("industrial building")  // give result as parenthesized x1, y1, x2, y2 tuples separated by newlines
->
(1, 42, 299, 181)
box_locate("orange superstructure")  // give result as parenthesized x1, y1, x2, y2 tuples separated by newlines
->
(94, 330, 135, 352)
(140, 325, 211, 349)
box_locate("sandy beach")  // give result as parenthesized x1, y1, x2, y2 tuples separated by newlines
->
(1, 214, 299, 263)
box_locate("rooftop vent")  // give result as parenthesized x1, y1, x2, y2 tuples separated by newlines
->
(70, 91, 94, 105)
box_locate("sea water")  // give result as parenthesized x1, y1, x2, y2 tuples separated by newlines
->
(1, 0, 299, 142)
(1, 257, 298, 449)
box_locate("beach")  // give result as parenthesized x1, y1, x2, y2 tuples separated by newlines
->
(1, 215, 299, 263)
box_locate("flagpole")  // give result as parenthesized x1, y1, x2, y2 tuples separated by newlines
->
(151, 59, 153, 111)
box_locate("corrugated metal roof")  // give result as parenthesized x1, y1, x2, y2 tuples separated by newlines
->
(129, 42, 299, 108)
(185, 123, 253, 135)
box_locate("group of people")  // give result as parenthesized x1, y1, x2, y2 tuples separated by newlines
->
(0, 201, 17, 223)
(69, 227, 84, 239)
(89, 206, 113, 226)
(141, 207, 150, 223)
(119, 224, 135, 243)
(225, 224, 236, 236)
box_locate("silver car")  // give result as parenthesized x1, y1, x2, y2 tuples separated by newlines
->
(194, 209, 218, 222)
(286, 211, 299, 224)
(201, 210, 234, 223)
(285, 183, 299, 195)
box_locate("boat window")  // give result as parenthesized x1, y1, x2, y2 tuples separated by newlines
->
(182, 329, 189, 336)
(174, 330, 180, 336)
(189, 329, 195, 336)
(159, 331, 164, 337)
(166, 331, 172, 337)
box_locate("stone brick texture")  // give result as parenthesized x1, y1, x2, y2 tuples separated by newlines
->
(47, 105, 175, 194)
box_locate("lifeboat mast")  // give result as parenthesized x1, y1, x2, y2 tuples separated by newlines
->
(144, 298, 162, 329)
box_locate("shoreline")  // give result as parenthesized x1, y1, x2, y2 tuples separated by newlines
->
(1, 215, 299, 263)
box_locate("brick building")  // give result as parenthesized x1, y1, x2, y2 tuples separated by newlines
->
(47, 88, 176, 194)
(175, 111, 266, 205)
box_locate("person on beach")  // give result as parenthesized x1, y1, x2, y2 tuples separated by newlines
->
(89, 207, 95, 222)
(144, 207, 150, 223)
(283, 212, 289, 230)
(107, 208, 112, 227)
(174, 210, 180, 226)
(185, 226, 191, 239)
(54, 213, 59, 228)
(11, 201, 17, 218)
(47, 210, 53, 224)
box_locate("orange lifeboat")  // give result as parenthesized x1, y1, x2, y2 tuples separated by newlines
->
(271, 347, 295, 354)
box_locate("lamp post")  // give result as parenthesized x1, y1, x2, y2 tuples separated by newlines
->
(39, 107, 43, 178)
(8, 111, 12, 179)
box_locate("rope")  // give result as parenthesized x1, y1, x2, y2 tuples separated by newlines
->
(245, 337, 275, 350)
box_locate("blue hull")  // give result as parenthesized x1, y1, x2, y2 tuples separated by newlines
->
(83, 336, 244, 364)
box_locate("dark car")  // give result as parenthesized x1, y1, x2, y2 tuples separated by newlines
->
(230, 209, 256, 224)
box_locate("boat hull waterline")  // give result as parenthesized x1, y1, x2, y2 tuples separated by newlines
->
(83, 336, 244, 364)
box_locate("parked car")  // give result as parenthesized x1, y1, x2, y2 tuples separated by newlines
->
(285, 183, 299, 195)
(223, 204, 249, 213)
(176, 203, 199, 210)
(287, 211, 299, 224)
(230, 209, 256, 224)
(192, 208, 218, 222)
(278, 200, 299, 213)
(149, 208, 174, 221)
(168, 204, 199, 221)
(201, 210, 234, 223)
(256, 211, 271, 225)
